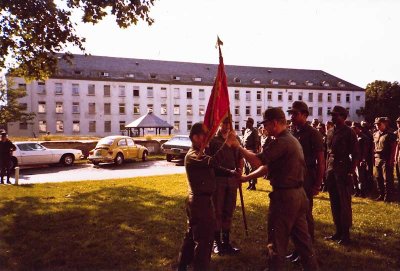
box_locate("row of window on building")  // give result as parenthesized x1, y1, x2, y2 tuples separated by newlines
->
(27, 120, 197, 133)
(33, 102, 207, 116)
(20, 82, 362, 103)
(32, 101, 350, 117)
(25, 83, 205, 100)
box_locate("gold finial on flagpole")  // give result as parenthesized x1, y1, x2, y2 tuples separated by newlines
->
(215, 36, 223, 48)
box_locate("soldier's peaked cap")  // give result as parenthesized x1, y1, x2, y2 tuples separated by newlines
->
(287, 101, 309, 114)
(259, 107, 286, 124)
(329, 106, 348, 117)
(374, 117, 389, 124)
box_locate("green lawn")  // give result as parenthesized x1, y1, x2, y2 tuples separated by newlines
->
(0, 175, 399, 270)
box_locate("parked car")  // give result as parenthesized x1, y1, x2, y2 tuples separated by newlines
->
(161, 135, 192, 162)
(11, 142, 83, 168)
(88, 136, 148, 166)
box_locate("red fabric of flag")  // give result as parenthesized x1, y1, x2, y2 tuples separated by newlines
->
(202, 45, 230, 146)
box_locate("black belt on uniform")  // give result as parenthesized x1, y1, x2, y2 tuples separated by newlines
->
(273, 183, 303, 190)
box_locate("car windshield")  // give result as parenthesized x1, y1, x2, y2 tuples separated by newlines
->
(167, 136, 191, 146)
(97, 138, 114, 146)
(17, 143, 45, 151)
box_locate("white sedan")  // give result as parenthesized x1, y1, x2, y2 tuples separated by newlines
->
(11, 142, 83, 168)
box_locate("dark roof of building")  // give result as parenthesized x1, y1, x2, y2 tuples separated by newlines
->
(55, 54, 364, 91)
(125, 111, 173, 129)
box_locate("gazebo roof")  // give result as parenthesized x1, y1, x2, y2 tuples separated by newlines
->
(125, 111, 173, 129)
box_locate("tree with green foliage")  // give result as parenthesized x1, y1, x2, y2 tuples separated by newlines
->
(361, 80, 400, 127)
(0, 78, 35, 126)
(1, 0, 155, 81)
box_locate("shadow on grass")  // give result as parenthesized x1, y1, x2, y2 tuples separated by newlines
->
(211, 201, 400, 271)
(0, 186, 399, 270)
(0, 186, 187, 270)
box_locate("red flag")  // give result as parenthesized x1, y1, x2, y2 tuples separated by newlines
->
(202, 37, 230, 147)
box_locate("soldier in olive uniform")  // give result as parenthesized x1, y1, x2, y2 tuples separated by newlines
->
(360, 121, 374, 193)
(241, 117, 260, 190)
(351, 122, 369, 197)
(324, 106, 359, 245)
(207, 118, 244, 255)
(227, 108, 319, 271)
(177, 122, 239, 271)
(395, 117, 400, 202)
(0, 131, 16, 184)
(373, 117, 397, 202)
(287, 101, 325, 262)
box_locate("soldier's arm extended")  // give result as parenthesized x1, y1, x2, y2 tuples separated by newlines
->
(238, 146, 263, 169)
(187, 143, 232, 169)
(240, 165, 268, 183)
(226, 131, 263, 169)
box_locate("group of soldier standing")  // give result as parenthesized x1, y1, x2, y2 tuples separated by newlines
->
(176, 100, 400, 271)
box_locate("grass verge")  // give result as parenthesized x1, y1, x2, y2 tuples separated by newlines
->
(0, 176, 399, 270)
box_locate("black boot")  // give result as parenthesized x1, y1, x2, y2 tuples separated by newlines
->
(222, 230, 240, 254)
(337, 229, 351, 245)
(213, 231, 224, 255)
(246, 182, 252, 190)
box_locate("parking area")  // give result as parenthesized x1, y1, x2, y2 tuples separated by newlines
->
(12, 160, 185, 184)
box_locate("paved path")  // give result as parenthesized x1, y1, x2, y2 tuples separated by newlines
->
(14, 160, 185, 184)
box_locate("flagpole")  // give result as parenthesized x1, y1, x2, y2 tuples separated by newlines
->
(227, 111, 249, 237)
(221, 40, 249, 237)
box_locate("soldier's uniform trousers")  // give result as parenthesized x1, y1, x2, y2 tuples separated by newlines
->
(267, 187, 318, 271)
(355, 163, 368, 195)
(178, 195, 216, 271)
(212, 177, 238, 231)
(326, 170, 352, 236)
(303, 167, 316, 241)
(0, 158, 11, 182)
(375, 158, 394, 198)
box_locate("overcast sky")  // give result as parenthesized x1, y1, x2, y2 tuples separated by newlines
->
(68, 0, 400, 88)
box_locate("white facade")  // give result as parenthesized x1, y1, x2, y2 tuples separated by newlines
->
(8, 77, 365, 137)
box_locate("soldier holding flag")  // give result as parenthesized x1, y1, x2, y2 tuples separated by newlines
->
(207, 117, 244, 255)
(177, 122, 239, 271)
(177, 37, 246, 270)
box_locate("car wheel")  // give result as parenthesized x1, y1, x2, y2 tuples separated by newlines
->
(114, 153, 124, 166)
(142, 151, 148, 162)
(61, 154, 75, 166)
(92, 161, 100, 166)
(166, 154, 172, 162)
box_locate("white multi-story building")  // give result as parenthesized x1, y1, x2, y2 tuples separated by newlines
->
(8, 54, 365, 137)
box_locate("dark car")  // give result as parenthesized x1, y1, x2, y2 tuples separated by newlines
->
(161, 135, 192, 162)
